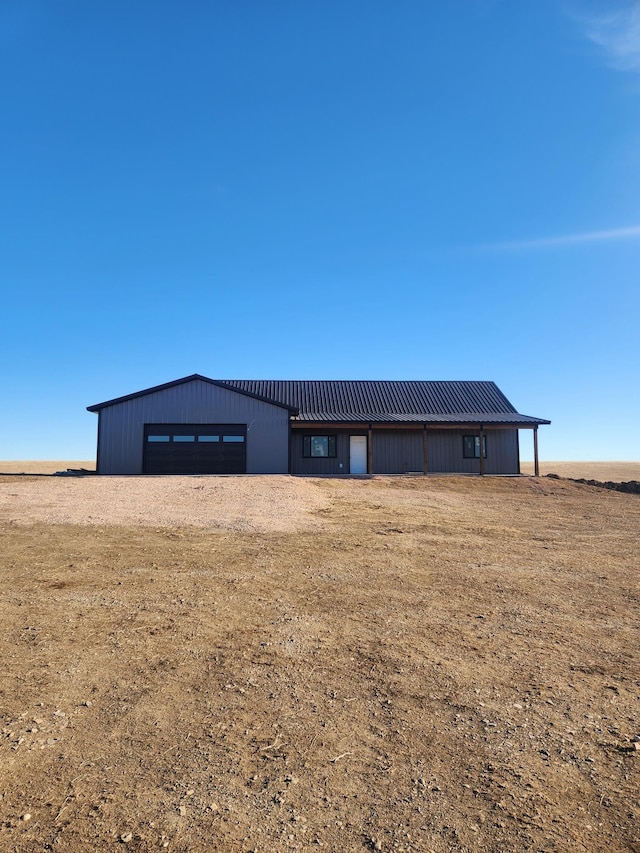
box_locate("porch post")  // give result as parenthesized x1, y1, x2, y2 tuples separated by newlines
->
(422, 426, 428, 475)
(479, 426, 485, 476)
(367, 425, 373, 475)
(533, 426, 539, 477)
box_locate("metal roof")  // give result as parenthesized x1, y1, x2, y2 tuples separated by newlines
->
(87, 374, 298, 414)
(287, 412, 546, 425)
(88, 375, 550, 426)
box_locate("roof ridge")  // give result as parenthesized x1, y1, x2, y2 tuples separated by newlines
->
(87, 376, 548, 424)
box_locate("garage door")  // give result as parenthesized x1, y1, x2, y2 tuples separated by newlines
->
(143, 424, 247, 474)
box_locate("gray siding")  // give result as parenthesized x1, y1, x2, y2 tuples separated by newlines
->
(290, 427, 520, 475)
(373, 430, 423, 474)
(426, 429, 519, 474)
(290, 430, 366, 475)
(97, 379, 289, 474)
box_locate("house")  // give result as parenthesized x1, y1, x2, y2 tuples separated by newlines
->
(87, 374, 550, 476)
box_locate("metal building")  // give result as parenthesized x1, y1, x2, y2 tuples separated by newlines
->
(87, 375, 550, 476)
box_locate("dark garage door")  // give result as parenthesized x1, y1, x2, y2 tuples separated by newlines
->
(143, 424, 247, 474)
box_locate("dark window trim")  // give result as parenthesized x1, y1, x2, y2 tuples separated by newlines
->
(302, 434, 337, 458)
(463, 434, 487, 458)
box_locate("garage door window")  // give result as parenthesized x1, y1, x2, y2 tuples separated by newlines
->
(143, 424, 246, 474)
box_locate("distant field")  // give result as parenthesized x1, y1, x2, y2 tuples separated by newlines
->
(1, 460, 638, 481)
(0, 461, 95, 475)
(519, 460, 640, 481)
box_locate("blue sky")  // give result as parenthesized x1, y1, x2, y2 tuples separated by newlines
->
(1, 0, 639, 461)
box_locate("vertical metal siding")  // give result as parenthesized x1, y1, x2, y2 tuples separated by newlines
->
(426, 429, 519, 474)
(97, 379, 289, 474)
(372, 430, 423, 474)
(492, 429, 520, 474)
(289, 427, 520, 475)
(290, 430, 361, 475)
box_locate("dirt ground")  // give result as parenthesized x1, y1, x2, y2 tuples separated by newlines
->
(0, 469, 638, 852)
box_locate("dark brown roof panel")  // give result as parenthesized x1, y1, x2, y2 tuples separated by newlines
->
(292, 412, 547, 425)
(221, 380, 549, 423)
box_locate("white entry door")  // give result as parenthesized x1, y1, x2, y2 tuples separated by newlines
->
(349, 435, 368, 474)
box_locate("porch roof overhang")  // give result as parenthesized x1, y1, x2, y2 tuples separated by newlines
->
(290, 412, 550, 427)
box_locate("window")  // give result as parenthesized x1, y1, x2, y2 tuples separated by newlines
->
(173, 435, 195, 442)
(223, 435, 245, 443)
(463, 435, 487, 458)
(303, 435, 337, 458)
(198, 435, 220, 442)
(147, 435, 170, 442)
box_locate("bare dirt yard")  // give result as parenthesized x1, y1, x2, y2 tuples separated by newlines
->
(0, 469, 638, 852)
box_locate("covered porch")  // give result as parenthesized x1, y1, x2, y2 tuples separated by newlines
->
(290, 421, 546, 476)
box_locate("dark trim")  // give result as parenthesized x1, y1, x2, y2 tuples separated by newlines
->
(463, 434, 487, 459)
(96, 411, 102, 475)
(302, 435, 337, 458)
(140, 424, 147, 473)
(291, 419, 550, 428)
(422, 424, 428, 475)
(87, 374, 299, 414)
(291, 421, 372, 430)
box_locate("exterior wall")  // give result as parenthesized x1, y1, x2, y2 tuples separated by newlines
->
(96, 379, 290, 474)
(372, 429, 423, 474)
(290, 429, 367, 475)
(426, 429, 519, 475)
(291, 427, 520, 475)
